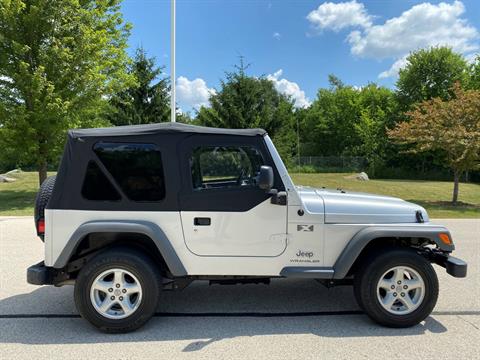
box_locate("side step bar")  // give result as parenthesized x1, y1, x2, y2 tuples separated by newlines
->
(280, 267, 334, 279)
(210, 278, 270, 286)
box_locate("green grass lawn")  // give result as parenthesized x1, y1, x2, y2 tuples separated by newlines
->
(0, 171, 478, 218)
(0, 171, 55, 216)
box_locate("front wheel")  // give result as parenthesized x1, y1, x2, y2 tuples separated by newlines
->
(354, 248, 439, 328)
(74, 248, 162, 333)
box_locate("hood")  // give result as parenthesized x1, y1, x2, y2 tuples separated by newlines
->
(297, 186, 429, 224)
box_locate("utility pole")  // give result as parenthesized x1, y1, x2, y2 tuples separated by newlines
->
(297, 116, 301, 166)
(170, 0, 176, 122)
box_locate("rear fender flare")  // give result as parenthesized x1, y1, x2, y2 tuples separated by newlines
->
(53, 220, 187, 276)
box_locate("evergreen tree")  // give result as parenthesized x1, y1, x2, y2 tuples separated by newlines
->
(108, 47, 170, 125)
(196, 58, 297, 163)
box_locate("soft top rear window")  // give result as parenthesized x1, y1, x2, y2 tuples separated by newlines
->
(81, 161, 122, 201)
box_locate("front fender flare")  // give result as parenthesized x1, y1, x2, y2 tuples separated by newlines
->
(53, 220, 187, 276)
(333, 225, 454, 279)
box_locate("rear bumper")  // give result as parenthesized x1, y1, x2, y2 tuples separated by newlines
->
(431, 253, 468, 278)
(27, 261, 55, 285)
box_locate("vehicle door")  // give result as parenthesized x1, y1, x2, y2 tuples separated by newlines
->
(179, 135, 288, 257)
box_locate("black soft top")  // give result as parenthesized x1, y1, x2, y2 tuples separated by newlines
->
(48, 122, 270, 212)
(69, 122, 267, 139)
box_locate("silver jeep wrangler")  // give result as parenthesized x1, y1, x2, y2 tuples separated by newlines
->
(27, 123, 467, 333)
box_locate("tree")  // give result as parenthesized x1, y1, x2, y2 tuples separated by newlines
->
(392, 47, 469, 177)
(396, 47, 469, 109)
(468, 55, 480, 90)
(108, 47, 170, 125)
(301, 80, 361, 157)
(0, 0, 133, 184)
(327, 74, 344, 89)
(196, 59, 297, 163)
(300, 77, 396, 173)
(388, 84, 480, 204)
(354, 84, 397, 175)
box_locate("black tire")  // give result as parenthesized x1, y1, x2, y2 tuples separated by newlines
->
(34, 175, 56, 239)
(354, 248, 438, 328)
(74, 247, 162, 333)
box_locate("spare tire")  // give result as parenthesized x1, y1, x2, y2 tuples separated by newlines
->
(34, 175, 56, 241)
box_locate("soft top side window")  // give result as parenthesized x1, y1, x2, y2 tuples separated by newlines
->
(93, 142, 166, 202)
(191, 145, 264, 190)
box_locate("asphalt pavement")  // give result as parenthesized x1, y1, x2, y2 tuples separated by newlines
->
(0, 217, 479, 359)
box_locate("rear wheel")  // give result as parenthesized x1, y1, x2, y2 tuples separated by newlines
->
(354, 248, 438, 327)
(74, 248, 162, 333)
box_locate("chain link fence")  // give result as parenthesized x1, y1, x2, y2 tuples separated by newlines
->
(293, 156, 368, 173)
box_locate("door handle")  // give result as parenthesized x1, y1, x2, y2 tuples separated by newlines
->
(194, 217, 211, 226)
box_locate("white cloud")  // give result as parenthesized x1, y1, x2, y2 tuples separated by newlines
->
(273, 32, 281, 40)
(378, 56, 409, 79)
(308, 1, 480, 78)
(348, 1, 478, 60)
(307, 0, 371, 32)
(267, 70, 311, 108)
(176, 76, 215, 111)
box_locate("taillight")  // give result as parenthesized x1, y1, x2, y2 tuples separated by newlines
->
(37, 218, 45, 236)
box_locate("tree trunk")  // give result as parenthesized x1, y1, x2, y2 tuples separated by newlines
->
(452, 170, 460, 205)
(38, 158, 47, 186)
(37, 134, 48, 185)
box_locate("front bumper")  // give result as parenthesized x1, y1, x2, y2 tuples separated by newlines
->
(430, 252, 468, 278)
(27, 261, 55, 285)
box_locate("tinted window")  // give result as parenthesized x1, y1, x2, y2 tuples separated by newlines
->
(191, 146, 264, 190)
(94, 142, 166, 201)
(81, 161, 121, 201)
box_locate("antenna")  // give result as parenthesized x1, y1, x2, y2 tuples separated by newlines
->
(170, 0, 176, 122)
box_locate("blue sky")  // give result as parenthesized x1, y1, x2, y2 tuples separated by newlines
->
(121, 0, 480, 112)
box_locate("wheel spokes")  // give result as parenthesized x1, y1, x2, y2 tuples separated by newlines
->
(378, 278, 394, 290)
(90, 268, 143, 320)
(98, 297, 115, 313)
(399, 294, 416, 309)
(124, 282, 141, 294)
(381, 293, 397, 309)
(377, 265, 425, 315)
(113, 270, 124, 286)
(119, 299, 135, 316)
(393, 267, 405, 284)
(404, 278, 422, 290)
(93, 279, 112, 294)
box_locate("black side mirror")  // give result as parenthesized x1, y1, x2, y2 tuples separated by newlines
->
(258, 165, 274, 190)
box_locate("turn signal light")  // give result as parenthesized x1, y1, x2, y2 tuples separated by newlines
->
(439, 233, 452, 245)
